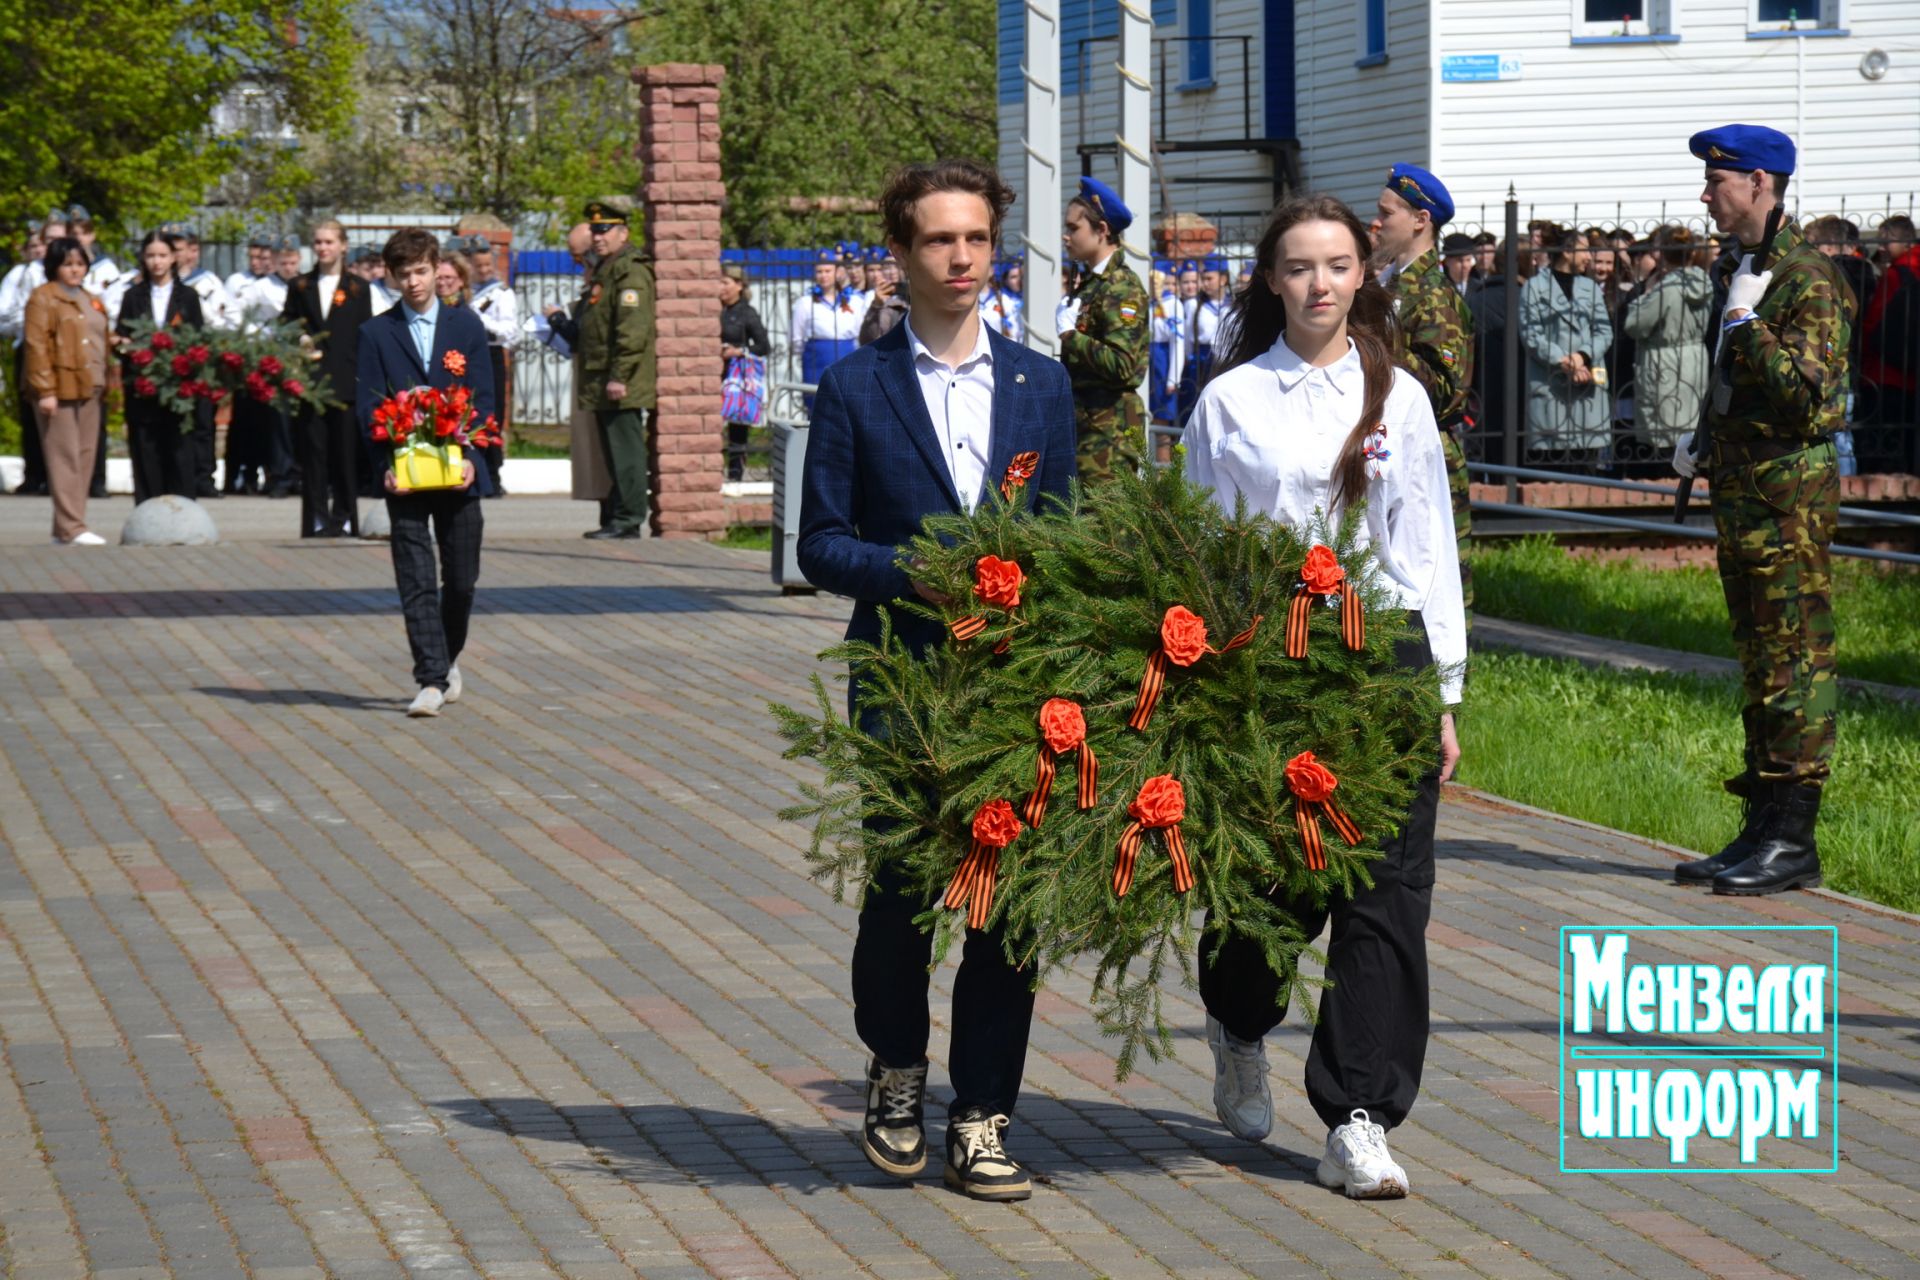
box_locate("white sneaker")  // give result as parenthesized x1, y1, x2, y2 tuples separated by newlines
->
(444, 665, 462, 704)
(1207, 1015, 1272, 1141)
(54, 531, 106, 546)
(1317, 1109, 1409, 1199)
(407, 686, 445, 718)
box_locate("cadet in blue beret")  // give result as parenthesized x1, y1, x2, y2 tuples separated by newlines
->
(1060, 176, 1149, 480)
(1671, 122, 1850, 897)
(1183, 254, 1233, 422)
(1384, 163, 1454, 227)
(793, 248, 860, 410)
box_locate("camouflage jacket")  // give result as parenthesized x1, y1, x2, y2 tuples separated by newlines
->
(1710, 220, 1851, 446)
(577, 242, 658, 412)
(1061, 252, 1149, 409)
(1388, 248, 1474, 425)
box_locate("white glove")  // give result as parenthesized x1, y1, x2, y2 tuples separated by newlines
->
(1723, 253, 1772, 319)
(1055, 297, 1082, 336)
(1671, 431, 1697, 479)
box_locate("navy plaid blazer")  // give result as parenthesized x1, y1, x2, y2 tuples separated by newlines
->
(797, 321, 1076, 655)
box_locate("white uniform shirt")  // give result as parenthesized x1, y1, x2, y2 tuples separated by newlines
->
(368, 279, 399, 316)
(1182, 334, 1466, 704)
(789, 288, 863, 354)
(148, 280, 174, 328)
(470, 280, 519, 346)
(905, 315, 995, 512)
(226, 272, 288, 330)
(0, 260, 45, 343)
(184, 268, 236, 330)
(1194, 296, 1227, 351)
(1151, 290, 1185, 392)
(317, 271, 341, 320)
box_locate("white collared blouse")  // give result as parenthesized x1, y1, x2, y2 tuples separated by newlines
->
(1183, 332, 1466, 704)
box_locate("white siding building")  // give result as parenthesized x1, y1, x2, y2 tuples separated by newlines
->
(998, 0, 1920, 239)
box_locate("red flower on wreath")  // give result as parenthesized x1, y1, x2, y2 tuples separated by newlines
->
(132, 376, 157, 398)
(1160, 606, 1210, 667)
(1284, 751, 1339, 804)
(150, 331, 175, 352)
(1128, 774, 1187, 829)
(1300, 545, 1345, 595)
(257, 355, 283, 377)
(1038, 698, 1087, 754)
(973, 555, 1024, 608)
(219, 350, 246, 372)
(129, 348, 153, 368)
(244, 372, 275, 403)
(972, 797, 1024, 849)
(283, 378, 305, 397)
(170, 354, 193, 377)
(442, 349, 467, 376)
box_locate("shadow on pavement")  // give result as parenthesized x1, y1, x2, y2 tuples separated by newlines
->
(433, 1092, 1324, 1192)
(1438, 838, 1679, 880)
(0, 584, 827, 621)
(193, 686, 401, 710)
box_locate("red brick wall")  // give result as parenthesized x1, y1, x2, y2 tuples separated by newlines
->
(635, 63, 727, 538)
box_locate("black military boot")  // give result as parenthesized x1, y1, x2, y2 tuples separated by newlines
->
(1712, 783, 1822, 896)
(1674, 777, 1771, 884)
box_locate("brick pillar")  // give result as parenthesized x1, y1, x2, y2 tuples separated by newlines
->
(635, 62, 727, 539)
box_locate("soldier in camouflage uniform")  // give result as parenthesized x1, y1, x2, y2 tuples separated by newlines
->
(1058, 177, 1149, 482)
(1372, 164, 1475, 627)
(576, 201, 658, 539)
(1669, 125, 1850, 897)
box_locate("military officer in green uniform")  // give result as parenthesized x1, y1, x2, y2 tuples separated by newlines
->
(1371, 163, 1475, 624)
(1058, 176, 1149, 482)
(576, 201, 657, 539)
(1669, 125, 1850, 897)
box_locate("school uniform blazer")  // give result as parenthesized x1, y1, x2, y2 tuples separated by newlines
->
(797, 321, 1076, 655)
(279, 268, 373, 405)
(355, 302, 497, 497)
(115, 278, 205, 419)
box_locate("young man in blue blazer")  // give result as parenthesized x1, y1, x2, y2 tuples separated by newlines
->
(798, 159, 1077, 1201)
(357, 228, 496, 718)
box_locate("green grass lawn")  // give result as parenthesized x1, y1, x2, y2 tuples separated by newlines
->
(1457, 650, 1920, 913)
(716, 524, 772, 551)
(1475, 536, 1920, 689)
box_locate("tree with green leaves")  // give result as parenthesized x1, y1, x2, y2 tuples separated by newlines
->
(649, 0, 997, 246)
(0, 0, 358, 234)
(774, 462, 1441, 1076)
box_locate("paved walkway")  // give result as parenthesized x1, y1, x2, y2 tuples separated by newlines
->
(2, 499, 1918, 1279)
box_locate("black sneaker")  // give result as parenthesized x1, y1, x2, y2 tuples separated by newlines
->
(943, 1107, 1031, 1201)
(861, 1057, 928, 1177)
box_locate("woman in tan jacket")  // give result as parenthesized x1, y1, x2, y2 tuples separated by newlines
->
(24, 237, 109, 544)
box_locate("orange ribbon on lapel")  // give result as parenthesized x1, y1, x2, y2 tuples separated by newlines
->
(999, 451, 1040, 502)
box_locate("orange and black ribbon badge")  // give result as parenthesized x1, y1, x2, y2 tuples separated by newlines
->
(1113, 775, 1195, 898)
(1023, 698, 1097, 828)
(999, 450, 1040, 502)
(1284, 750, 1363, 872)
(1127, 606, 1261, 731)
(944, 798, 1024, 930)
(1285, 544, 1366, 660)
(948, 554, 1025, 653)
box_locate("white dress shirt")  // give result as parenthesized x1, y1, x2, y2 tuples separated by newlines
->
(149, 280, 174, 327)
(0, 260, 45, 342)
(1183, 333, 1466, 704)
(905, 315, 995, 512)
(184, 268, 236, 330)
(470, 280, 518, 345)
(317, 271, 341, 320)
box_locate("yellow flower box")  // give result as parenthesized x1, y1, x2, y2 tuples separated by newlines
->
(394, 441, 465, 491)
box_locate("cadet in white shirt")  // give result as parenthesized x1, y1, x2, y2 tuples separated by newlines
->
(166, 225, 237, 330)
(226, 233, 283, 327)
(461, 235, 517, 494)
(790, 247, 863, 409)
(978, 257, 1024, 343)
(222, 233, 286, 493)
(2, 217, 60, 494)
(1181, 194, 1463, 1205)
(1147, 265, 1184, 427)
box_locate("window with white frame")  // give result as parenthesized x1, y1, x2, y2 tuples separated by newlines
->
(1752, 0, 1842, 30)
(1574, 0, 1676, 38)
(1357, 0, 1388, 66)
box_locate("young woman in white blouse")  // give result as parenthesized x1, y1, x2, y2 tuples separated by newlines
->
(1183, 194, 1465, 1201)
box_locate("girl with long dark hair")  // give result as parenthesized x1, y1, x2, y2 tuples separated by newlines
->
(115, 230, 205, 502)
(1183, 194, 1464, 1200)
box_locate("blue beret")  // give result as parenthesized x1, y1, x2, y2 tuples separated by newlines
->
(814, 248, 838, 265)
(1076, 176, 1133, 233)
(1202, 255, 1227, 273)
(1690, 124, 1796, 176)
(865, 245, 891, 263)
(1238, 260, 1255, 278)
(1152, 257, 1172, 274)
(1386, 163, 1454, 225)
(247, 232, 275, 250)
(277, 233, 301, 252)
(67, 204, 91, 224)
(1176, 259, 1200, 276)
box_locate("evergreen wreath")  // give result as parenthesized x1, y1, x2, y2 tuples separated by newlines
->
(773, 460, 1444, 1076)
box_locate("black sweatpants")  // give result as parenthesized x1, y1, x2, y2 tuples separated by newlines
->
(126, 407, 193, 503)
(387, 490, 482, 691)
(847, 681, 1037, 1119)
(1199, 619, 1441, 1133)
(299, 405, 359, 535)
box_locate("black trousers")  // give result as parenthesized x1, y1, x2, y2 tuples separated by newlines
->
(847, 682, 1036, 1118)
(226, 398, 274, 491)
(387, 491, 482, 691)
(126, 408, 193, 503)
(485, 346, 508, 491)
(267, 406, 297, 491)
(11, 344, 46, 491)
(191, 400, 216, 492)
(299, 405, 359, 535)
(1199, 620, 1441, 1133)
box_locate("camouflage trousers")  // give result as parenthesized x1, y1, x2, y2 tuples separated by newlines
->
(1708, 440, 1839, 790)
(1075, 393, 1146, 483)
